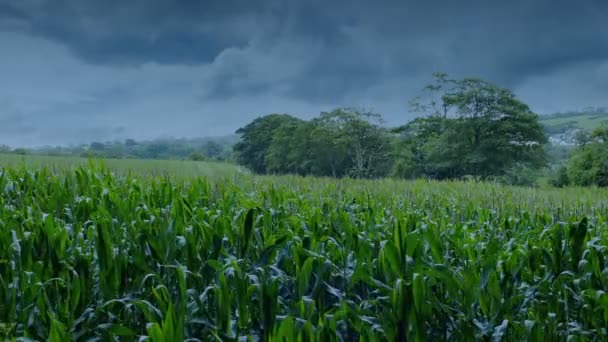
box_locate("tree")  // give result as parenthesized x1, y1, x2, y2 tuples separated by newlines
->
(564, 124, 608, 187)
(13, 148, 28, 155)
(397, 74, 547, 180)
(574, 129, 591, 147)
(307, 115, 351, 177)
(265, 120, 315, 175)
(233, 114, 302, 174)
(313, 108, 392, 178)
(144, 142, 170, 159)
(202, 141, 224, 160)
(391, 116, 448, 178)
(234, 109, 393, 178)
(550, 166, 570, 187)
(90, 142, 105, 151)
(125, 139, 138, 147)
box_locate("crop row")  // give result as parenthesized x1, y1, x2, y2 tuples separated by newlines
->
(1, 164, 608, 340)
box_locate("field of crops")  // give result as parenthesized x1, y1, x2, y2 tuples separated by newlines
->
(0, 153, 248, 179)
(1, 163, 608, 340)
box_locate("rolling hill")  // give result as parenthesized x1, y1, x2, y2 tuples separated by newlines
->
(540, 109, 608, 145)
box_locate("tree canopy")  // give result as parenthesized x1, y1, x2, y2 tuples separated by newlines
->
(394, 74, 547, 180)
(558, 125, 608, 187)
(235, 109, 393, 178)
(233, 114, 303, 174)
(233, 76, 548, 183)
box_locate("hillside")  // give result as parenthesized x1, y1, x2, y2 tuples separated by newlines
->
(540, 108, 608, 145)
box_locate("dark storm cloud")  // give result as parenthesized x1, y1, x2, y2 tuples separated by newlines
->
(0, 0, 607, 146)
(203, 0, 608, 101)
(4, 0, 608, 80)
(0, 0, 263, 64)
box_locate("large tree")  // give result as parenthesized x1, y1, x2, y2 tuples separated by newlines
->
(399, 74, 548, 179)
(234, 109, 393, 178)
(264, 119, 316, 175)
(311, 108, 393, 178)
(233, 114, 302, 174)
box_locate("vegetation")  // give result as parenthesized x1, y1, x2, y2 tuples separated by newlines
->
(393, 75, 547, 180)
(0, 136, 238, 162)
(234, 109, 393, 178)
(234, 75, 548, 185)
(554, 125, 608, 187)
(540, 108, 608, 148)
(4, 75, 607, 188)
(2, 72, 608, 340)
(541, 107, 608, 132)
(0, 153, 248, 180)
(1, 163, 608, 340)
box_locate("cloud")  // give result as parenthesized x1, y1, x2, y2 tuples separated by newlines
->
(0, 30, 329, 147)
(0, 0, 607, 146)
(515, 59, 608, 114)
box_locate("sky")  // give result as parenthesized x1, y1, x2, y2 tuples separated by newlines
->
(0, 0, 607, 147)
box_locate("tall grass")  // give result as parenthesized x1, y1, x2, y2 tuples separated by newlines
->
(1, 163, 608, 340)
(0, 153, 249, 179)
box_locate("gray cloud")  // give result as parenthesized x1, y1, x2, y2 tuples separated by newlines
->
(0, 0, 607, 146)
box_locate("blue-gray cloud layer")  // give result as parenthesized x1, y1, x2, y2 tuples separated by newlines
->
(0, 0, 607, 146)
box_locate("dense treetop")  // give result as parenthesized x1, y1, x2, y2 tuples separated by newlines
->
(234, 74, 549, 184)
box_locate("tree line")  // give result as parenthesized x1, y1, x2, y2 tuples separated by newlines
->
(0, 137, 238, 161)
(234, 74, 551, 185)
(2, 73, 605, 186)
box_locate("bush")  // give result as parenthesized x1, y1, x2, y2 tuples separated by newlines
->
(13, 148, 28, 155)
(497, 164, 540, 187)
(186, 152, 206, 161)
(566, 143, 608, 186)
(550, 166, 570, 187)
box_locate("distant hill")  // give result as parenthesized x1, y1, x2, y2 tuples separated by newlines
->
(540, 108, 608, 145)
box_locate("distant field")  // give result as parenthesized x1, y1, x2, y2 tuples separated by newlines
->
(0, 153, 249, 179)
(540, 112, 608, 130)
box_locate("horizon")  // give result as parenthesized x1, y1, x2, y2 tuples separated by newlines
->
(1, 0, 607, 147)
(2, 106, 608, 150)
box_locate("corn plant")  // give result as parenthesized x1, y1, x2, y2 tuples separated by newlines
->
(1, 164, 608, 340)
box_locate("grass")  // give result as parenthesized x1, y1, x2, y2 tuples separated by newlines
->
(0, 153, 249, 179)
(2, 162, 608, 340)
(540, 113, 608, 131)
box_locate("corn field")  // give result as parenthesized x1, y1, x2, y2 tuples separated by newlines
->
(1, 163, 608, 341)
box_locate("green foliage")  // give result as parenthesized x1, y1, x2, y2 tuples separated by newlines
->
(541, 107, 608, 133)
(550, 165, 570, 187)
(314, 108, 393, 178)
(264, 120, 317, 175)
(12, 148, 28, 155)
(186, 152, 206, 161)
(20, 136, 237, 161)
(234, 114, 303, 173)
(0, 153, 249, 179)
(496, 163, 541, 187)
(1, 163, 608, 340)
(564, 125, 608, 187)
(236, 108, 394, 178)
(397, 74, 547, 180)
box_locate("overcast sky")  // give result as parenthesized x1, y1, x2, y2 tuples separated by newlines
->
(1, 0, 607, 147)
